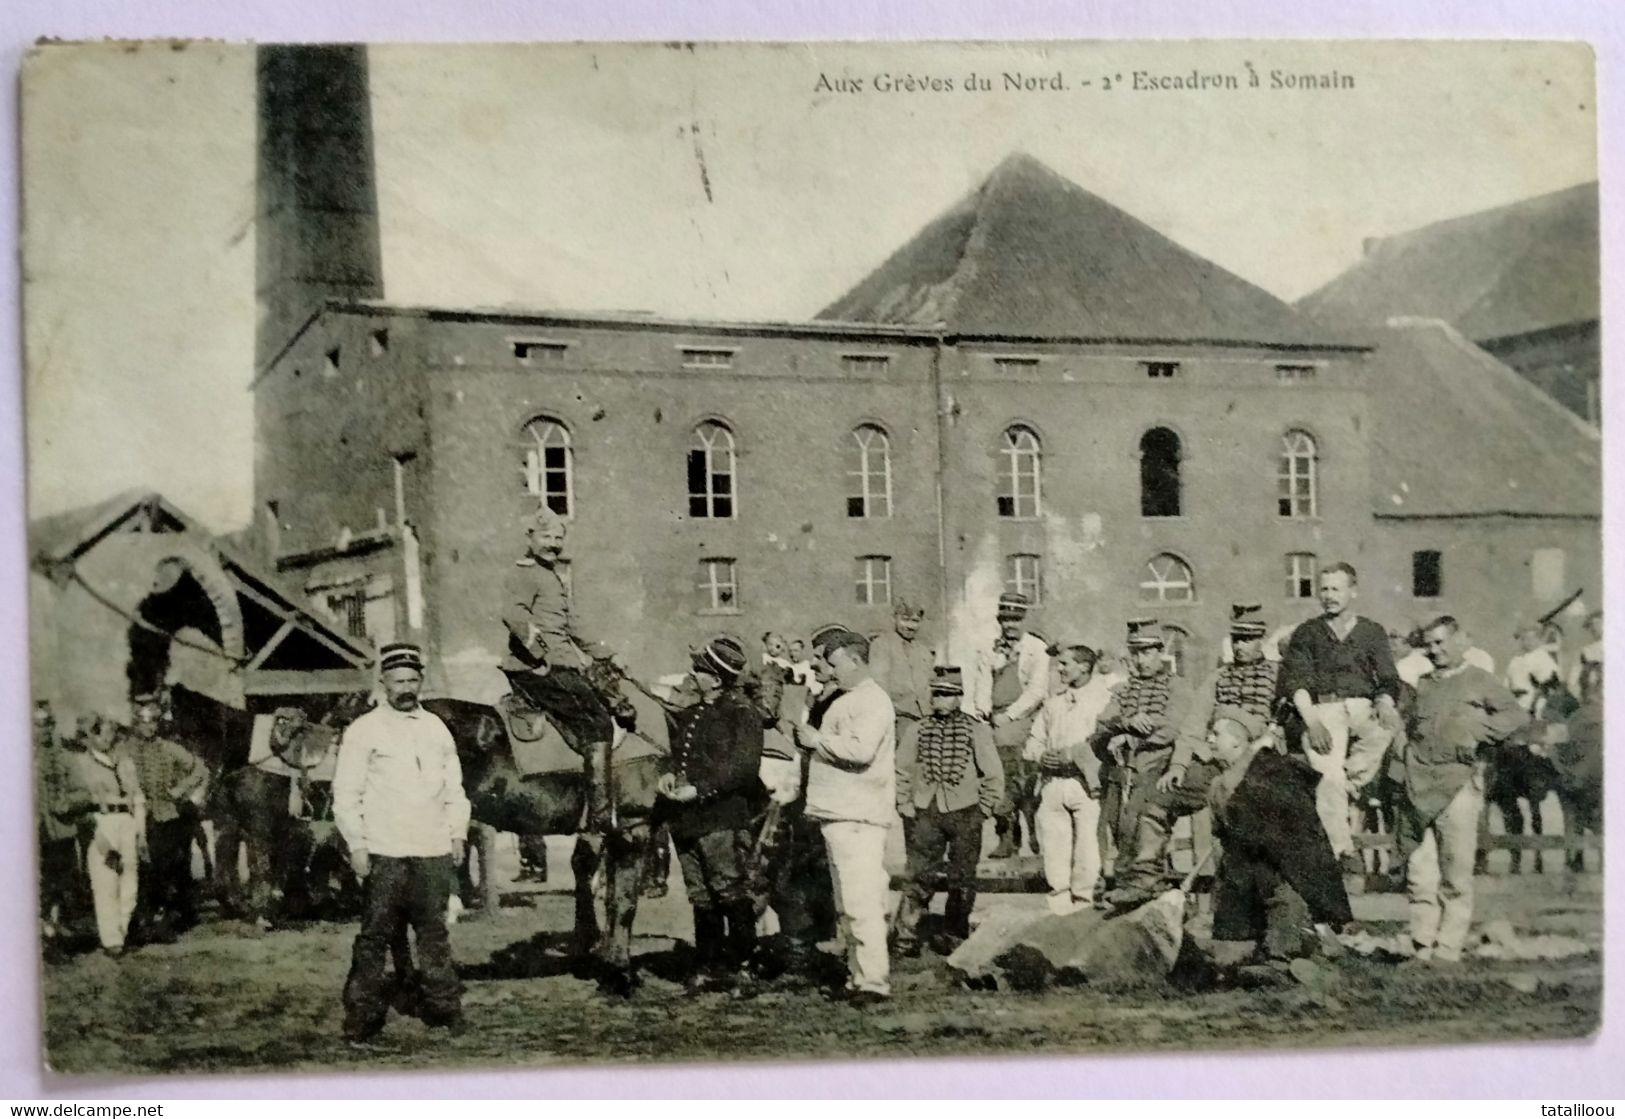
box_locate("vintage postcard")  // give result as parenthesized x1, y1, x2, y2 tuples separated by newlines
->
(23, 39, 1600, 1075)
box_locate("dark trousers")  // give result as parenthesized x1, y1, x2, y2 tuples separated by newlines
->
(141, 815, 198, 928)
(899, 804, 983, 941)
(40, 833, 83, 925)
(675, 826, 756, 974)
(1120, 758, 1223, 895)
(1213, 851, 1315, 960)
(343, 855, 461, 1034)
(505, 667, 615, 755)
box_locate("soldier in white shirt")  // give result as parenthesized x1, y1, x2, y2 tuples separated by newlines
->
(1024, 640, 1113, 913)
(334, 643, 472, 1043)
(970, 592, 1052, 859)
(1506, 620, 1564, 713)
(794, 630, 896, 1006)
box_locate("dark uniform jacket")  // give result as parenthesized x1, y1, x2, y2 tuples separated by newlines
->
(660, 689, 765, 840)
(1211, 748, 1353, 939)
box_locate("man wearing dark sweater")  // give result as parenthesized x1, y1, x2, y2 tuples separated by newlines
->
(658, 638, 766, 992)
(1396, 616, 1527, 964)
(1275, 562, 1403, 861)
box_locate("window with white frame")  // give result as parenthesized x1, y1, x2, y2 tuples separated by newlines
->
(846, 425, 893, 518)
(997, 424, 1043, 518)
(681, 347, 735, 369)
(520, 415, 573, 516)
(1140, 553, 1195, 603)
(1278, 430, 1319, 518)
(513, 339, 569, 364)
(697, 558, 739, 613)
(993, 356, 1041, 374)
(1004, 553, 1043, 605)
(688, 421, 736, 518)
(1276, 364, 1317, 383)
(1285, 552, 1318, 599)
(854, 555, 893, 606)
(842, 354, 890, 374)
(1143, 361, 1180, 380)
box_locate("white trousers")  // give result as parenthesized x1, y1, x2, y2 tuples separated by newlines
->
(1035, 777, 1101, 911)
(820, 820, 892, 995)
(87, 812, 140, 950)
(1301, 698, 1393, 857)
(1407, 779, 1483, 962)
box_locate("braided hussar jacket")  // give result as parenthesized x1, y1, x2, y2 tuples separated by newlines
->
(1092, 669, 1194, 768)
(1174, 657, 1282, 770)
(895, 711, 1004, 815)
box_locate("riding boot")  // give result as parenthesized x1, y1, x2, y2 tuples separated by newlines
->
(723, 898, 759, 979)
(943, 888, 975, 943)
(687, 907, 725, 992)
(1115, 811, 1174, 903)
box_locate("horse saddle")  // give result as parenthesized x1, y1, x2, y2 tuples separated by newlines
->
(496, 694, 582, 778)
(248, 715, 339, 782)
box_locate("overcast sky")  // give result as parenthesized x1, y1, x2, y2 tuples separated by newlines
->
(24, 39, 1596, 531)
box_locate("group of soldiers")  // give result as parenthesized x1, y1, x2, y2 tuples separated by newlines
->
(33, 501, 1605, 1041)
(34, 694, 208, 959)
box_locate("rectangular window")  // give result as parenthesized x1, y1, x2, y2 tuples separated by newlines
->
(1412, 550, 1443, 599)
(369, 329, 389, 357)
(1531, 548, 1566, 601)
(327, 588, 367, 639)
(841, 354, 890, 374)
(854, 555, 893, 606)
(1143, 361, 1180, 380)
(697, 559, 740, 613)
(513, 339, 569, 364)
(993, 356, 1041, 373)
(1276, 363, 1316, 383)
(681, 347, 736, 369)
(1285, 552, 1318, 599)
(1004, 553, 1043, 605)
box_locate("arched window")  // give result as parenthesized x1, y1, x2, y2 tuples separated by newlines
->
(846, 425, 892, 518)
(1140, 427, 1182, 517)
(521, 416, 573, 516)
(1278, 430, 1318, 518)
(1140, 553, 1195, 603)
(997, 425, 1042, 518)
(688, 421, 736, 518)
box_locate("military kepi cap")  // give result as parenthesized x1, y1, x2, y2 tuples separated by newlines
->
(379, 642, 426, 673)
(1126, 617, 1164, 649)
(996, 592, 1032, 621)
(693, 637, 748, 681)
(930, 666, 965, 696)
(1230, 603, 1267, 639)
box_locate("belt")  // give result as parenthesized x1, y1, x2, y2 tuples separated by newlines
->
(96, 803, 131, 815)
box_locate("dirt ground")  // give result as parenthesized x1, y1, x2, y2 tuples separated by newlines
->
(40, 838, 1602, 1077)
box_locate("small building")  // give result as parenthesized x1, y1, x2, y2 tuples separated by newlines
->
(29, 489, 374, 725)
(1298, 182, 1601, 425)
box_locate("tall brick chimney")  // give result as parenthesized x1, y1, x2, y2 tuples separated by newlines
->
(254, 44, 384, 370)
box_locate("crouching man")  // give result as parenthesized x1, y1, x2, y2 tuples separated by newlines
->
(894, 667, 1003, 955)
(1205, 706, 1353, 975)
(334, 643, 471, 1043)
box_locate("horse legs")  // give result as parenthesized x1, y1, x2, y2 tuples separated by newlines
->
(569, 835, 602, 961)
(597, 823, 648, 996)
(1527, 798, 1545, 875)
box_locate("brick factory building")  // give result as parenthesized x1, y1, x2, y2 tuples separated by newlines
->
(250, 46, 1601, 697)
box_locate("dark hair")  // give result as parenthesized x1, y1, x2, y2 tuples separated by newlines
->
(820, 630, 871, 665)
(1422, 614, 1459, 636)
(1321, 561, 1358, 584)
(1051, 642, 1098, 671)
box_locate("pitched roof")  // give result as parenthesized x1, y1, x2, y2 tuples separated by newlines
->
(817, 152, 1346, 348)
(1298, 182, 1599, 342)
(1367, 319, 1600, 519)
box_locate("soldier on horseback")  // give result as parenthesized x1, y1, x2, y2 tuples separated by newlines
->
(501, 505, 627, 760)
